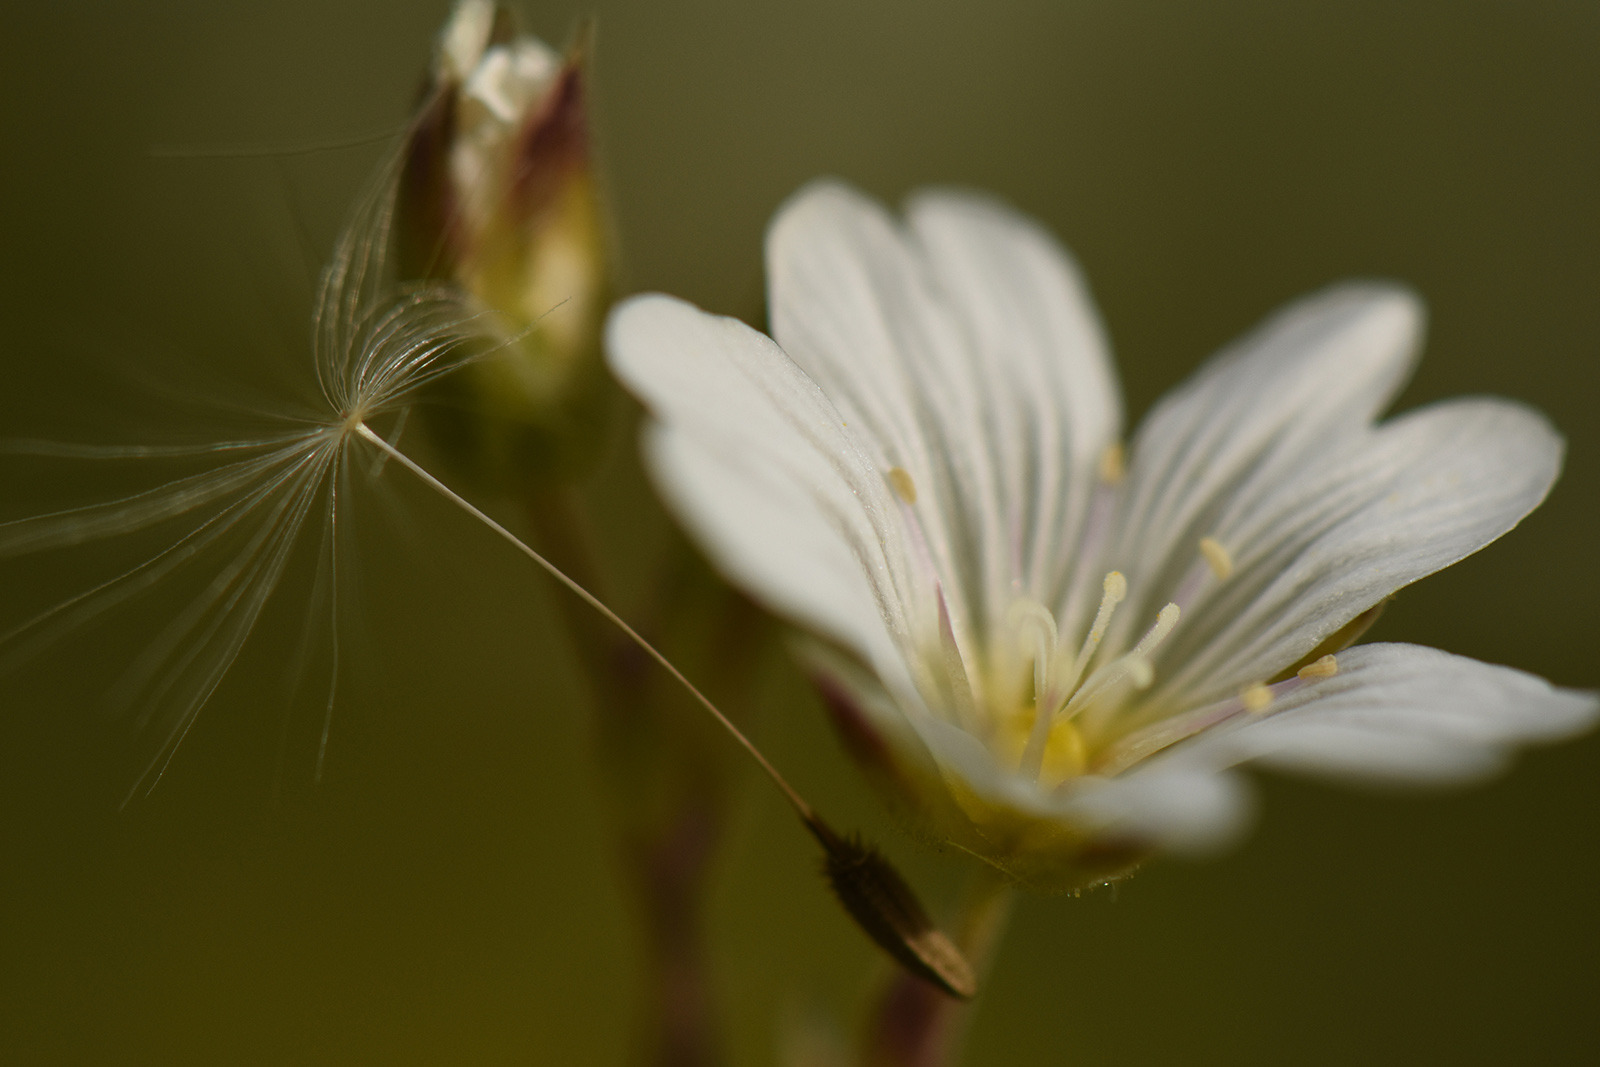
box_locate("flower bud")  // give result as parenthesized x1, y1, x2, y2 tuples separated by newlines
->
(397, 0, 611, 488)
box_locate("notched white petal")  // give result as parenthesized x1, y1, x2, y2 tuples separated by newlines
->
(1158, 398, 1565, 705)
(903, 188, 1121, 459)
(905, 188, 1122, 608)
(1197, 643, 1599, 785)
(767, 181, 1124, 636)
(607, 294, 916, 671)
(1109, 283, 1424, 651)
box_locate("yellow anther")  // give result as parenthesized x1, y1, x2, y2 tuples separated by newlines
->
(887, 466, 918, 505)
(1241, 684, 1274, 714)
(1199, 536, 1234, 581)
(1297, 654, 1339, 680)
(1103, 570, 1128, 604)
(1097, 443, 1126, 485)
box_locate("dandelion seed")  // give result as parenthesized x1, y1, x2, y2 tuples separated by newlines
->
(1, 154, 495, 799)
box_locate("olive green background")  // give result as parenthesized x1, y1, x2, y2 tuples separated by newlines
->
(1, 1, 1597, 1063)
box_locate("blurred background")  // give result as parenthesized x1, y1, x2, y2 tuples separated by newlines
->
(1, 1, 1596, 1063)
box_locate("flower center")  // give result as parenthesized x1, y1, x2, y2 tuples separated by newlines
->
(971, 532, 1347, 789)
(994, 572, 1181, 789)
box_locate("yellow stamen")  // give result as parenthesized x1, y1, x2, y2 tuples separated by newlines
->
(1199, 536, 1234, 581)
(1087, 572, 1128, 648)
(1241, 684, 1273, 714)
(1097, 443, 1126, 485)
(1061, 571, 1126, 694)
(1065, 602, 1180, 718)
(887, 466, 918, 505)
(1297, 654, 1339, 680)
(1132, 603, 1181, 658)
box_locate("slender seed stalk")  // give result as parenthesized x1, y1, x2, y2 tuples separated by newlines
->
(354, 420, 979, 999)
(354, 422, 813, 817)
(523, 482, 729, 1067)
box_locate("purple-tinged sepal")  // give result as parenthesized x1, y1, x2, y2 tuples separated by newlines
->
(397, 0, 611, 488)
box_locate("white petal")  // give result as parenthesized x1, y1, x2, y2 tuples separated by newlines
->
(904, 190, 1121, 606)
(1104, 283, 1422, 652)
(1057, 764, 1256, 855)
(767, 181, 1121, 654)
(605, 294, 915, 676)
(915, 712, 1026, 804)
(767, 182, 992, 643)
(1198, 643, 1599, 784)
(1151, 398, 1563, 706)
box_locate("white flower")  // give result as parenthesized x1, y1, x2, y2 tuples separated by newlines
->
(605, 180, 1598, 890)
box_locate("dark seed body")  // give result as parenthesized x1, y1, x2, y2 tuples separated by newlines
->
(805, 815, 977, 1000)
